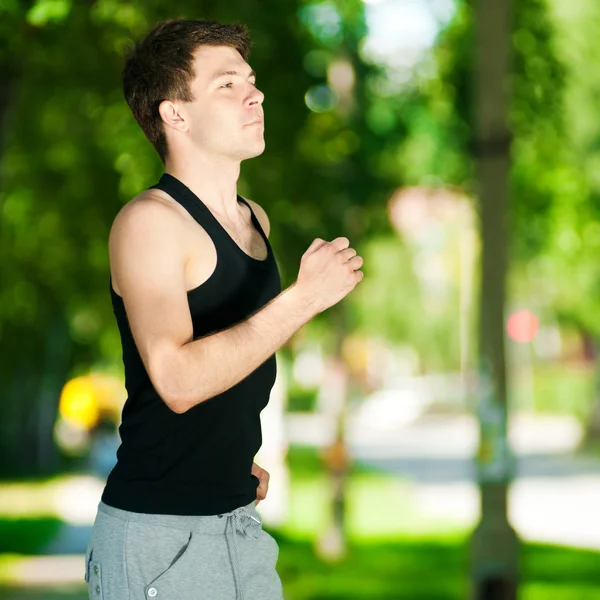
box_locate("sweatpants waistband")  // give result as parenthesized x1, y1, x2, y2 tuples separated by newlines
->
(97, 499, 260, 535)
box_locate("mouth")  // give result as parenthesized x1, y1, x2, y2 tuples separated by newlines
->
(245, 118, 264, 127)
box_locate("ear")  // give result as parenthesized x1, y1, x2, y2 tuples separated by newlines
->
(158, 100, 188, 133)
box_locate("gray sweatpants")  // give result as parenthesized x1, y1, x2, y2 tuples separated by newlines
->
(84, 500, 284, 600)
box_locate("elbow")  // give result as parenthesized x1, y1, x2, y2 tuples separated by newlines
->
(162, 392, 188, 414)
(153, 376, 191, 414)
(147, 346, 210, 413)
(148, 356, 192, 414)
(163, 385, 211, 414)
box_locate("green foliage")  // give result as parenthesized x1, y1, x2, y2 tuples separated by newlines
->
(26, 0, 72, 26)
(411, 0, 570, 258)
(0, 517, 62, 554)
(510, 0, 575, 259)
(408, 0, 473, 187)
(287, 387, 319, 412)
(530, 0, 600, 338)
(0, 0, 407, 473)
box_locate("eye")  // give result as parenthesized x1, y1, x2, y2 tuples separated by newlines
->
(220, 82, 234, 89)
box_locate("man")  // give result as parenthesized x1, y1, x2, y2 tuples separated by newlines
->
(85, 18, 363, 600)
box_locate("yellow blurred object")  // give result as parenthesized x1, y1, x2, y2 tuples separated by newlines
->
(58, 373, 126, 431)
(341, 334, 368, 378)
(88, 372, 127, 420)
(59, 376, 99, 429)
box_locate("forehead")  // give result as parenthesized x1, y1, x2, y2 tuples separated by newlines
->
(192, 45, 250, 82)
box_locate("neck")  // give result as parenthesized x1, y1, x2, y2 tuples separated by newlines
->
(165, 149, 242, 218)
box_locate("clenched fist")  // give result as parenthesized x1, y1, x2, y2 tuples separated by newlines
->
(294, 237, 364, 315)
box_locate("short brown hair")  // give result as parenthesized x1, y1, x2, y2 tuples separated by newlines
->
(123, 19, 252, 163)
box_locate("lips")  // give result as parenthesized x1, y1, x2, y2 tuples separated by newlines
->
(245, 118, 264, 126)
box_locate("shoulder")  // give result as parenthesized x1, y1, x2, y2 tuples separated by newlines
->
(108, 189, 191, 295)
(108, 189, 191, 274)
(109, 189, 186, 244)
(242, 197, 270, 238)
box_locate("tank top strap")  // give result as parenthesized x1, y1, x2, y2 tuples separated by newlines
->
(236, 195, 269, 247)
(150, 173, 224, 241)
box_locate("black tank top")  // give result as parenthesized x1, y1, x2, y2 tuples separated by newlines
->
(101, 173, 281, 515)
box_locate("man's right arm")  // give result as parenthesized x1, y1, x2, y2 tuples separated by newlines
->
(109, 199, 363, 414)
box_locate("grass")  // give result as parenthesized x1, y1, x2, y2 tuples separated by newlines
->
(275, 536, 600, 599)
(510, 362, 596, 418)
(1, 445, 600, 598)
(283, 445, 467, 540)
(1, 535, 599, 599)
(0, 589, 86, 599)
(286, 444, 380, 476)
(277, 533, 468, 599)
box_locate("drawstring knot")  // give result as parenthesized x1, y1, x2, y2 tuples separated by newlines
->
(219, 505, 262, 599)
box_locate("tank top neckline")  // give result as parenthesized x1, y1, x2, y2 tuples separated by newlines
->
(156, 173, 272, 269)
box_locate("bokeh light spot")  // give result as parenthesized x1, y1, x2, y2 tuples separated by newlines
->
(507, 310, 539, 343)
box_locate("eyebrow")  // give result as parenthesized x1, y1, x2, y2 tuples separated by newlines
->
(211, 69, 256, 82)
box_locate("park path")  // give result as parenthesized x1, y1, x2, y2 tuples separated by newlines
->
(1, 411, 598, 597)
(288, 411, 600, 550)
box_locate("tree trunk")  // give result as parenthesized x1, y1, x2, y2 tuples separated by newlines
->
(316, 303, 351, 561)
(0, 314, 73, 477)
(584, 339, 600, 444)
(470, 0, 520, 598)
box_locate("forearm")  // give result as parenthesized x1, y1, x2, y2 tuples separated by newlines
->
(163, 283, 315, 413)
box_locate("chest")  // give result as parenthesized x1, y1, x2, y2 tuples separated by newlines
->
(219, 219, 268, 261)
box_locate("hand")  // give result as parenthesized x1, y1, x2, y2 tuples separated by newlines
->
(295, 237, 364, 315)
(252, 461, 270, 506)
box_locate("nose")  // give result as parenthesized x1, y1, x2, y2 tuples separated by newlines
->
(245, 84, 264, 107)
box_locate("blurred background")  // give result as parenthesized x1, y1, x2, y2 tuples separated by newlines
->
(1, 0, 600, 598)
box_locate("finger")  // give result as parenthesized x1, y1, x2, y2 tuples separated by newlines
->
(330, 237, 350, 251)
(338, 247, 357, 261)
(348, 255, 363, 270)
(305, 238, 328, 255)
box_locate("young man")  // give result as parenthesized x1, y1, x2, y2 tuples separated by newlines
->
(85, 19, 363, 600)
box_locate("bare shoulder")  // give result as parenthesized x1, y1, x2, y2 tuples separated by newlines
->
(110, 189, 182, 238)
(109, 189, 194, 261)
(242, 197, 270, 238)
(109, 189, 188, 295)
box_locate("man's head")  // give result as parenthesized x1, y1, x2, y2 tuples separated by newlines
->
(123, 19, 264, 164)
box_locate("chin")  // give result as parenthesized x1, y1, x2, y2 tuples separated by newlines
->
(240, 141, 266, 161)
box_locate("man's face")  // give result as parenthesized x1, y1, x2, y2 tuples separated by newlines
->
(183, 45, 265, 161)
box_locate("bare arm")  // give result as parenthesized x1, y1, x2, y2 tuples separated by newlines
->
(170, 284, 312, 412)
(110, 198, 362, 414)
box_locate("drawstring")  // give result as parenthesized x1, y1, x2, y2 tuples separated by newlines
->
(219, 506, 262, 600)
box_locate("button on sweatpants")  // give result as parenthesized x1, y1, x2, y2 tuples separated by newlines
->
(84, 500, 284, 600)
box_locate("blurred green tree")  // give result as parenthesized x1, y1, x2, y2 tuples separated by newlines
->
(0, 0, 402, 478)
(542, 0, 600, 442)
(397, 0, 568, 596)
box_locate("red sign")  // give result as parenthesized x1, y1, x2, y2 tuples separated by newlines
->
(506, 310, 539, 343)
